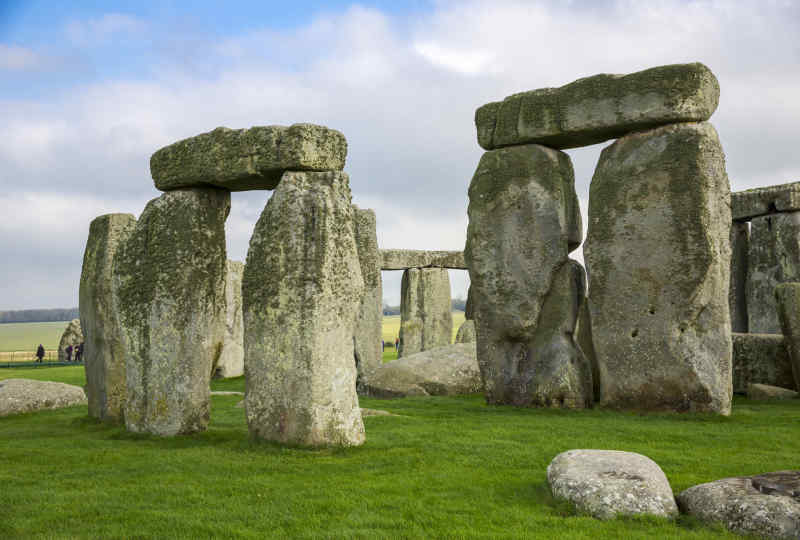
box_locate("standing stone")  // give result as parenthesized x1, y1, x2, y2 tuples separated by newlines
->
(243, 171, 365, 447)
(113, 188, 229, 436)
(584, 122, 732, 414)
(730, 221, 750, 333)
(464, 285, 475, 320)
(58, 319, 83, 363)
(213, 260, 244, 379)
(732, 333, 795, 393)
(747, 212, 800, 333)
(455, 319, 476, 344)
(398, 268, 453, 358)
(79, 213, 136, 422)
(774, 283, 800, 391)
(465, 144, 590, 408)
(352, 206, 383, 386)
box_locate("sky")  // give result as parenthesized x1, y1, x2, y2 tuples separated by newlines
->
(1, 0, 799, 310)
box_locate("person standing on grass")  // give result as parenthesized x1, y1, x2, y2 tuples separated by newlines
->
(65, 344, 73, 363)
(36, 344, 44, 363)
(395, 337, 399, 351)
(75, 343, 83, 363)
(381, 340, 385, 351)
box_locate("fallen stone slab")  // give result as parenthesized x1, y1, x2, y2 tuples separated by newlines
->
(677, 471, 800, 539)
(151, 124, 347, 191)
(380, 249, 466, 270)
(547, 449, 678, 520)
(732, 181, 800, 221)
(476, 62, 719, 150)
(747, 383, 798, 400)
(211, 391, 244, 396)
(360, 408, 399, 417)
(362, 342, 481, 398)
(732, 333, 795, 394)
(0, 379, 87, 417)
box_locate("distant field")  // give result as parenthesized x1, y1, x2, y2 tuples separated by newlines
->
(0, 321, 68, 353)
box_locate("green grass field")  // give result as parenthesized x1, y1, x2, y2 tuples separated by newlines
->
(0, 321, 68, 352)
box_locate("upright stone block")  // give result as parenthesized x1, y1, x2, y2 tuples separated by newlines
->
(113, 188, 229, 436)
(732, 333, 795, 393)
(352, 206, 383, 385)
(729, 221, 749, 333)
(243, 171, 365, 447)
(79, 213, 136, 422)
(584, 122, 732, 414)
(214, 260, 244, 379)
(465, 144, 591, 408)
(398, 268, 453, 358)
(747, 212, 800, 333)
(774, 283, 800, 391)
(57, 319, 83, 363)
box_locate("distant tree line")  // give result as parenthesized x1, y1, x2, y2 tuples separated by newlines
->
(382, 298, 466, 316)
(0, 308, 79, 324)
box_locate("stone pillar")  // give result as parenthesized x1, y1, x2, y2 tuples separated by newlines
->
(464, 285, 474, 320)
(243, 171, 365, 447)
(774, 283, 800, 391)
(747, 212, 800, 334)
(79, 213, 136, 422)
(398, 268, 452, 358)
(729, 221, 749, 333)
(113, 188, 229, 436)
(465, 144, 591, 408)
(57, 319, 83, 363)
(352, 206, 383, 386)
(213, 260, 244, 379)
(584, 122, 732, 415)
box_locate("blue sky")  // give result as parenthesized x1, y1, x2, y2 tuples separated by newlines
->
(1, 1, 799, 309)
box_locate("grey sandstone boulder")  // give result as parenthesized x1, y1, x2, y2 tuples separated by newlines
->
(465, 144, 590, 408)
(678, 471, 800, 539)
(0, 378, 87, 417)
(79, 213, 136, 422)
(732, 181, 800, 221)
(398, 268, 452, 358)
(214, 260, 244, 379)
(58, 319, 83, 363)
(362, 342, 481, 398)
(748, 212, 800, 333)
(732, 333, 795, 394)
(114, 187, 229, 436)
(547, 449, 678, 520)
(353, 206, 383, 385)
(775, 283, 800, 390)
(729, 221, 749, 333)
(584, 122, 732, 414)
(747, 383, 798, 400)
(151, 124, 347, 191)
(476, 62, 719, 151)
(455, 319, 476, 344)
(243, 171, 365, 447)
(380, 249, 466, 270)
(464, 285, 474, 320)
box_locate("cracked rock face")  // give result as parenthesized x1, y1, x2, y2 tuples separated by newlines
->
(584, 122, 732, 414)
(399, 268, 453, 358)
(465, 143, 590, 408)
(548, 449, 679, 520)
(243, 171, 365, 447)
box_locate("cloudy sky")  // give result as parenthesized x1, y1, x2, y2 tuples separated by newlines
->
(1, 0, 798, 310)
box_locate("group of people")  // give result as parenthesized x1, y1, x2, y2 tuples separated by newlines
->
(381, 338, 400, 352)
(34, 342, 85, 363)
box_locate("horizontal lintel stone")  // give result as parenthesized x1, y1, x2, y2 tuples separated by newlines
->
(380, 249, 466, 270)
(731, 181, 800, 221)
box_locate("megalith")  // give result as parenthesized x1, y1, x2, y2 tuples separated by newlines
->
(58, 319, 83, 363)
(79, 213, 136, 422)
(464, 144, 591, 408)
(243, 171, 365, 447)
(213, 260, 244, 379)
(774, 283, 800, 391)
(455, 319, 476, 344)
(584, 122, 732, 414)
(352, 206, 383, 386)
(398, 268, 453, 358)
(113, 187, 229, 436)
(729, 221, 749, 333)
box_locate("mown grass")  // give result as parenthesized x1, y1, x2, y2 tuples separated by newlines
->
(1, 365, 796, 538)
(0, 321, 68, 352)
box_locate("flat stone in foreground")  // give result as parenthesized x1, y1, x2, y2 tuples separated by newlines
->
(151, 124, 347, 191)
(0, 379, 87, 417)
(678, 472, 800, 539)
(380, 249, 466, 270)
(732, 181, 800, 221)
(476, 62, 719, 150)
(732, 333, 795, 394)
(747, 383, 798, 400)
(547, 449, 678, 520)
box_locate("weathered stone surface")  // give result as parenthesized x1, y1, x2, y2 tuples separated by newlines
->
(353, 206, 383, 386)
(547, 450, 678, 520)
(398, 268, 453, 358)
(464, 285, 474, 320)
(79, 213, 136, 422)
(748, 383, 798, 400)
(476, 62, 719, 151)
(678, 472, 800, 539)
(151, 124, 347, 191)
(0, 378, 87, 417)
(213, 260, 244, 379)
(58, 319, 83, 363)
(464, 144, 591, 408)
(380, 249, 466, 270)
(732, 333, 795, 394)
(113, 188, 229, 436)
(455, 319, 476, 344)
(584, 122, 732, 414)
(748, 212, 800, 333)
(243, 171, 365, 447)
(732, 181, 800, 221)
(575, 299, 600, 403)
(730, 221, 749, 333)
(775, 283, 800, 390)
(362, 343, 481, 398)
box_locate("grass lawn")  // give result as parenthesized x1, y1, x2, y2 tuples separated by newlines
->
(1, 365, 796, 538)
(0, 321, 69, 352)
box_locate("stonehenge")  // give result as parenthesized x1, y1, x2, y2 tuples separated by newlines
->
(57, 319, 83, 363)
(214, 260, 244, 379)
(353, 207, 383, 385)
(398, 268, 453, 358)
